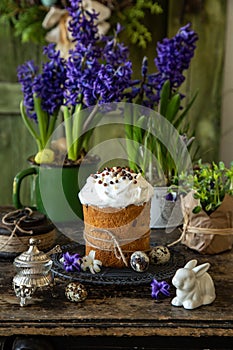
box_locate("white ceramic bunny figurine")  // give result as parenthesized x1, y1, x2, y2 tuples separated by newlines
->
(171, 259, 216, 310)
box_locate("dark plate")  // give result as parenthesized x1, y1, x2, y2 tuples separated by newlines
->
(51, 243, 185, 286)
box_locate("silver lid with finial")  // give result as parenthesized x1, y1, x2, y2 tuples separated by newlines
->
(14, 238, 51, 267)
(13, 238, 61, 306)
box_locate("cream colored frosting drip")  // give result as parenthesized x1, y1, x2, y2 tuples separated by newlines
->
(78, 166, 154, 208)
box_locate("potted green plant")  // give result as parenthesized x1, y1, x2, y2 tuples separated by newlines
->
(12, 1, 198, 229)
(174, 160, 233, 254)
(123, 23, 198, 228)
(13, 0, 133, 223)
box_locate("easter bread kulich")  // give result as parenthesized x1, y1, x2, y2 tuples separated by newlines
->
(78, 167, 154, 268)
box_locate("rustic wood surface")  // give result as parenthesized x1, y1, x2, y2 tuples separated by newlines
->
(0, 228, 232, 345)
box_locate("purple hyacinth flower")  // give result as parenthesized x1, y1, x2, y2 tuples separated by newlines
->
(17, 60, 39, 121)
(165, 192, 174, 201)
(63, 252, 82, 273)
(154, 23, 198, 96)
(126, 23, 198, 108)
(18, 43, 66, 119)
(33, 43, 66, 116)
(102, 37, 130, 67)
(151, 279, 170, 300)
(67, 0, 99, 46)
(165, 192, 177, 202)
(65, 0, 132, 108)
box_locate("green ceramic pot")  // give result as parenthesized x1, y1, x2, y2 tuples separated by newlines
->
(12, 157, 100, 224)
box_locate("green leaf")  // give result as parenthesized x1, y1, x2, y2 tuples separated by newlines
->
(166, 93, 181, 123)
(205, 203, 213, 212)
(158, 80, 170, 116)
(132, 126, 144, 144)
(130, 115, 147, 144)
(219, 161, 225, 171)
(137, 115, 147, 128)
(11, 5, 47, 44)
(125, 123, 133, 139)
(193, 192, 200, 199)
(20, 100, 42, 151)
(192, 205, 202, 214)
(127, 21, 152, 47)
(150, 3, 163, 14)
(20, 22, 47, 44)
(174, 91, 198, 129)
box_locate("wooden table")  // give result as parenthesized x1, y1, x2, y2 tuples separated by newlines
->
(0, 228, 233, 350)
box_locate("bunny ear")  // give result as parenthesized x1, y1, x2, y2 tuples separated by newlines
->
(193, 262, 210, 277)
(184, 259, 198, 269)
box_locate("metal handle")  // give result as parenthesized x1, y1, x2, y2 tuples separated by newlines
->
(12, 167, 38, 209)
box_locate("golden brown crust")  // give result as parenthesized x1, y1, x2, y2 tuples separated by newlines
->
(83, 201, 151, 268)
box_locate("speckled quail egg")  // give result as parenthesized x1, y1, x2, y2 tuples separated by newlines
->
(130, 251, 149, 272)
(149, 246, 171, 265)
(65, 282, 88, 302)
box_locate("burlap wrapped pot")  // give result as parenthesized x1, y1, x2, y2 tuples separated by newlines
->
(180, 191, 233, 254)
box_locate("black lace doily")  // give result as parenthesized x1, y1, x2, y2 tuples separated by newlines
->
(51, 243, 185, 286)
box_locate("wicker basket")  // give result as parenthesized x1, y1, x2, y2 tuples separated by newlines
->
(0, 206, 57, 258)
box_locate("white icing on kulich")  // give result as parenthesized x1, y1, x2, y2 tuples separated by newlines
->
(78, 166, 154, 208)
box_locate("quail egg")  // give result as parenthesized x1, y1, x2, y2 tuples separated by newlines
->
(130, 251, 149, 272)
(65, 282, 88, 302)
(149, 246, 171, 265)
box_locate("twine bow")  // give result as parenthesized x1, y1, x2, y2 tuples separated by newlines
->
(168, 196, 233, 248)
(84, 228, 129, 267)
(0, 208, 34, 250)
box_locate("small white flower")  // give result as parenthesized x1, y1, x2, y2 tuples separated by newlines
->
(81, 250, 102, 274)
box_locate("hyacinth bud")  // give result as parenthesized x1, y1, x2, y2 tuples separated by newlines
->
(141, 56, 148, 77)
(116, 23, 123, 35)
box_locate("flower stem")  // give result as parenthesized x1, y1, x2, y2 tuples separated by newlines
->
(124, 104, 138, 171)
(82, 104, 99, 132)
(33, 94, 48, 149)
(63, 106, 75, 160)
(47, 113, 57, 141)
(72, 104, 83, 160)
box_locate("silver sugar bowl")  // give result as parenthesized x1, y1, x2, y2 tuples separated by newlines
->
(13, 238, 61, 306)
